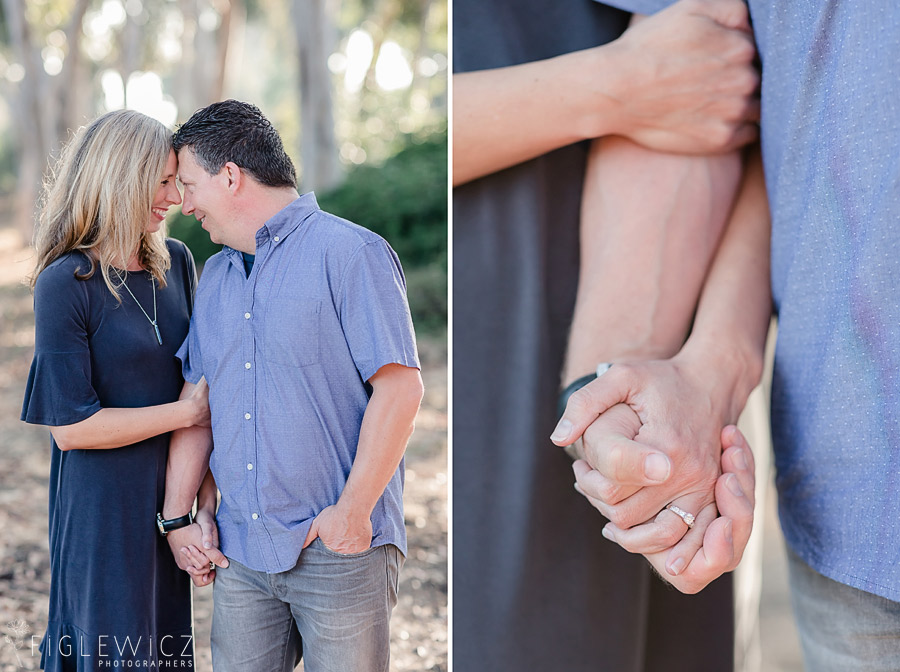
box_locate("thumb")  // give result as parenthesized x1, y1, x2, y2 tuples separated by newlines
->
(198, 518, 214, 550)
(690, 0, 751, 32)
(205, 545, 229, 569)
(302, 520, 319, 549)
(551, 367, 632, 447)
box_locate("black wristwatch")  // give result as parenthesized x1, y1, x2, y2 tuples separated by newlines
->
(156, 511, 194, 537)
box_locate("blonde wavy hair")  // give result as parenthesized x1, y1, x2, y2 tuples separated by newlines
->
(31, 110, 173, 301)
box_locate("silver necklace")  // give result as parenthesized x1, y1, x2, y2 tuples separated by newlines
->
(114, 269, 162, 346)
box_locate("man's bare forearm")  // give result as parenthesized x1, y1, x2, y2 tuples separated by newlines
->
(163, 381, 214, 518)
(563, 136, 744, 385)
(336, 364, 424, 520)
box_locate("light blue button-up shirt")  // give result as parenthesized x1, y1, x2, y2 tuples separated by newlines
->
(177, 193, 420, 573)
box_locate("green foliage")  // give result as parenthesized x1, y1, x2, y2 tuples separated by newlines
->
(167, 213, 222, 266)
(318, 132, 447, 268)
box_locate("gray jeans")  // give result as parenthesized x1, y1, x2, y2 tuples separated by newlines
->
(787, 547, 900, 672)
(211, 539, 403, 672)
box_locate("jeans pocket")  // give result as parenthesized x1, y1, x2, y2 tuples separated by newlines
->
(314, 537, 378, 559)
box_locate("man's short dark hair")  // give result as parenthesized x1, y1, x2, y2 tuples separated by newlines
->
(172, 100, 297, 189)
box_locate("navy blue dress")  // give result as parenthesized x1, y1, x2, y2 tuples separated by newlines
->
(22, 239, 197, 671)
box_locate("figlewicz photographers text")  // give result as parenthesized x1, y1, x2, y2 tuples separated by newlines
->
(37, 633, 194, 668)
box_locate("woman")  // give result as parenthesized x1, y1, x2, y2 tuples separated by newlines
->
(21, 110, 213, 670)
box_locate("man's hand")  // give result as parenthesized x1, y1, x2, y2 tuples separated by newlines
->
(302, 504, 373, 555)
(166, 515, 228, 587)
(607, 0, 760, 154)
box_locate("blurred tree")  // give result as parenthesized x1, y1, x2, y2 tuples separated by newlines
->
(1, 0, 90, 235)
(292, 0, 340, 192)
(0, 0, 447, 273)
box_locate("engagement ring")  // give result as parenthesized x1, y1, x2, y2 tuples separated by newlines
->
(666, 504, 696, 529)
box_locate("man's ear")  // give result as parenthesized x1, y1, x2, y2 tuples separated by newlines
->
(223, 161, 242, 193)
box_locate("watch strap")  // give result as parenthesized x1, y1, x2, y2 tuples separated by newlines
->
(157, 511, 194, 537)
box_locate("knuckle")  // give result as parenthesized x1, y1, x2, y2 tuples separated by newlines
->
(567, 387, 595, 414)
(598, 482, 621, 504)
(606, 507, 627, 529)
(607, 444, 625, 480)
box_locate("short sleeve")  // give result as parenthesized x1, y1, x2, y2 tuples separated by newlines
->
(338, 239, 420, 382)
(21, 261, 102, 426)
(594, 0, 675, 14)
(175, 312, 204, 384)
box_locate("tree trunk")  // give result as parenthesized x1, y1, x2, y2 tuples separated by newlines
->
(292, 0, 341, 193)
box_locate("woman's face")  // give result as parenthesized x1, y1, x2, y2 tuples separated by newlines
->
(148, 149, 181, 233)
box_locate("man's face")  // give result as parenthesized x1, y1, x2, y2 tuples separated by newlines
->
(177, 149, 233, 246)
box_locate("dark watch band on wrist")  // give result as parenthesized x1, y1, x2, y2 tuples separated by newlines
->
(156, 511, 194, 537)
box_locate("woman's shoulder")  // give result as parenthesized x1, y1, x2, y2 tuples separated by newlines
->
(166, 237, 193, 263)
(35, 252, 93, 290)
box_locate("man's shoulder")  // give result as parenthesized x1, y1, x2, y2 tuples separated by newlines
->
(305, 208, 387, 253)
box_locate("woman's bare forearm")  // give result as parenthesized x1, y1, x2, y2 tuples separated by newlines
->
(50, 400, 203, 451)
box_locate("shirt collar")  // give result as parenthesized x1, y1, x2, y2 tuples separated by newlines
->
(223, 191, 319, 264)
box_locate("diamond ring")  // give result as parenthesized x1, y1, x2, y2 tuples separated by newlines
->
(666, 504, 695, 529)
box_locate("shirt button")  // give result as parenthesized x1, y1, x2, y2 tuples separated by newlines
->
(245, 362, 251, 369)
(244, 412, 251, 420)
(252, 513, 259, 520)
(273, 236, 280, 242)
(247, 463, 253, 470)
(244, 312, 251, 319)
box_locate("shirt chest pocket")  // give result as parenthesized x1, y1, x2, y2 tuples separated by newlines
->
(263, 299, 321, 368)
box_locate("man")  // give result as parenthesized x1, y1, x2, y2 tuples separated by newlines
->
(157, 100, 423, 672)
(557, 1, 900, 669)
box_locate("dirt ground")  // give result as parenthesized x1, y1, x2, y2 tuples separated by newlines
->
(0, 229, 447, 672)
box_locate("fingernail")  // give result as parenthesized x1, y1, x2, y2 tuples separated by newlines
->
(726, 473, 745, 497)
(643, 454, 671, 482)
(551, 419, 573, 443)
(204, 542, 212, 549)
(667, 556, 686, 576)
(573, 482, 584, 496)
(601, 525, 615, 542)
(725, 519, 733, 544)
(732, 448, 747, 471)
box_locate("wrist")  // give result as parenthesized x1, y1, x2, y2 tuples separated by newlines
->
(557, 46, 620, 142)
(335, 493, 375, 523)
(162, 498, 195, 520)
(176, 398, 198, 429)
(676, 331, 763, 422)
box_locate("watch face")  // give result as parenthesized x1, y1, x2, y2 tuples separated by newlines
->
(157, 514, 167, 536)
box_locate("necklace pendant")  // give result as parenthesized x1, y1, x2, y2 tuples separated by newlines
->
(152, 322, 163, 346)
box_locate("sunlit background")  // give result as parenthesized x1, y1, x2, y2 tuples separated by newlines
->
(0, 0, 447, 319)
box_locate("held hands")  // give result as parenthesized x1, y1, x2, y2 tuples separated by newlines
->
(607, 0, 760, 153)
(552, 357, 755, 592)
(166, 508, 228, 587)
(607, 426, 755, 594)
(302, 503, 373, 555)
(553, 357, 729, 530)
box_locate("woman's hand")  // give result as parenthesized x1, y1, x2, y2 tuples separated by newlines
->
(185, 378, 210, 428)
